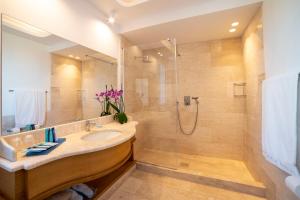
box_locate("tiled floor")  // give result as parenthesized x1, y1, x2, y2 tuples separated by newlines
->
(103, 169, 266, 200)
(135, 148, 263, 187)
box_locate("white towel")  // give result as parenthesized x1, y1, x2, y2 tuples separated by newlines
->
(71, 184, 94, 198)
(15, 89, 46, 128)
(47, 189, 83, 200)
(262, 72, 299, 175)
(285, 176, 300, 198)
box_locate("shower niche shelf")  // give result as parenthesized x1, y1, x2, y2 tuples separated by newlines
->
(233, 82, 246, 97)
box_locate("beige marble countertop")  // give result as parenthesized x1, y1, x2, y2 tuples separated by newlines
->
(0, 121, 138, 172)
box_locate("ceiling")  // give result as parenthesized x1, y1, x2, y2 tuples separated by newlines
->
(53, 45, 117, 64)
(88, 0, 262, 46)
(123, 3, 262, 47)
(88, 0, 262, 32)
(2, 25, 73, 47)
(3, 24, 116, 64)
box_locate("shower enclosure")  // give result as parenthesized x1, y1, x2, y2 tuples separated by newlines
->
(123, 37, 258, 184)
(124, 38, 203, 169)
(123, 38, 182, 169)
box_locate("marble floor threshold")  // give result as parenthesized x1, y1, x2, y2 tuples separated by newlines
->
(99, 165, 266, 200)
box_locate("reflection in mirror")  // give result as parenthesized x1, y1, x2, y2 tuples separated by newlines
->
(1, 15, 118, 135)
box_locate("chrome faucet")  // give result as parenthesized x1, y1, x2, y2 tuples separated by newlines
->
(86, 120, 97, 132)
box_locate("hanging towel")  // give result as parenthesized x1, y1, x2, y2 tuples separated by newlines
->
(15, 89, 46, 128)
(285, 176, 300, 198)
(262, 72, 299, 176)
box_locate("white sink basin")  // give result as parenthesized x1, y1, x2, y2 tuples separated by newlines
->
(81, 129, 122, 142)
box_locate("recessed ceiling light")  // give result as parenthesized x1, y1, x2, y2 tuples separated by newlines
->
(108, 16, 115, 24)
(231, 22, 239, 27)
(229, 28, 236, 33)
(116, 0, 149, 7)
(75, 56, 81, 60)
(68, 54, 74, 58)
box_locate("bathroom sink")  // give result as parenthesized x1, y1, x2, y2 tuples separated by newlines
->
(81, 129, 122, 142)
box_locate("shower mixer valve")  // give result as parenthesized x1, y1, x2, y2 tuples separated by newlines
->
(183, 96, 199, 106)
(184, 96, 191, 106)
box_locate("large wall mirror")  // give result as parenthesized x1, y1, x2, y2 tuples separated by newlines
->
(1, 14, 118, 135)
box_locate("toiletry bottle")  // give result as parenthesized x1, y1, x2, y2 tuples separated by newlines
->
(45, 128, 50, 142)
(49, 128, 54, 142)
(51, 127, 57, 142)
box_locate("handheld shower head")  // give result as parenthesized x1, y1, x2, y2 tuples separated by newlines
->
(192, 97, 199, 103)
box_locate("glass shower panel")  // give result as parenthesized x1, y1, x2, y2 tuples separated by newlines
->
(124, 39, 179, 168)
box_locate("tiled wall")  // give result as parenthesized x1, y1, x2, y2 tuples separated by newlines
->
(2, 54, 83, 132)
(242, 9, 298, 200)
(81, 59, 118, 119)
(47, 54, 83, 126)
(124, 38, 246, 160)
(2, 54, 117, 135)
(176, 39, 245, 160)
(46, 55, 118, 126)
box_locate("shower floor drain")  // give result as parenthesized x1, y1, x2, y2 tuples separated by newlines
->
(179, 162, 189, 168)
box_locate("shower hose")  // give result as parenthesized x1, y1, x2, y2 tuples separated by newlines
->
(176, 99, 199, 135)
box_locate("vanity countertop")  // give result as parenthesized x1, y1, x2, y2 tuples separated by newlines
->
(0, 121, 137, 172)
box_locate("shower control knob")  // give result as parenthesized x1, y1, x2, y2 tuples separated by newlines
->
(184, 96, 191, 106)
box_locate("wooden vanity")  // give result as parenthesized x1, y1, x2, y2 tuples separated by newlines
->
(0, 138, 135, 200)
(0, 120, 138, 200)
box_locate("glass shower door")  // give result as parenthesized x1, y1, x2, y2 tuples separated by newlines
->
(124, 39, 179, 169)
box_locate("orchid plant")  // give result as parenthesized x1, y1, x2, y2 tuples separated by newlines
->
(96, 85, 128, 124)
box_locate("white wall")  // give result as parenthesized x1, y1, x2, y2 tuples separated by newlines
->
(263, 0, 300, 78)
(0, 0, 122, 93)
(2, 31, 51, 116)
(1, 0, 120, 58)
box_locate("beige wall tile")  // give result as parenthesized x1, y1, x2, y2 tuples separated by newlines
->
(124, 37, 246, 160)
(47, 54, 83, 126)
(81, 59, 117, 119)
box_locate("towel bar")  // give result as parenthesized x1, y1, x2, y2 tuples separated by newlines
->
(8, 90, 48, 93)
